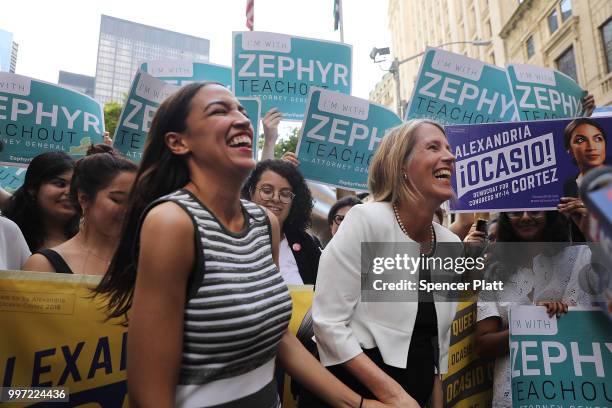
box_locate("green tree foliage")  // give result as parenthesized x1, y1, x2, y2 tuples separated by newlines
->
(274, 127, 299, 158)
(103, 101, 123, 137)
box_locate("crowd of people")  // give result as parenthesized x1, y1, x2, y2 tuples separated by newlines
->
(0, 82, 606, 408)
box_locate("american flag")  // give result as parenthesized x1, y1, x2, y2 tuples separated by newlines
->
(246, 0, 254, 31)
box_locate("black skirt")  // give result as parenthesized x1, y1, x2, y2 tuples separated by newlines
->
(298, 302, 438, 407)
(298, 265, 439, 408)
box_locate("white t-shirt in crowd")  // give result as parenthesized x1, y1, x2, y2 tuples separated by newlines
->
(0, 216, 30, 270)
(279, 238, 303, 285)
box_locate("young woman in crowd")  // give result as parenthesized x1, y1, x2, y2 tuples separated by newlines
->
(94, 82, 389, 408)
(4, 151, 78, 252)
(474, 211, 593, 408)
(327, 196, 362, 237)
(242, 159, 322, 285)
(23, 151, 136, 275)
(313, 119, 461, 408)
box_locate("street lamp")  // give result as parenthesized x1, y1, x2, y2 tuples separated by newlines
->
(370, 40, 492, 118)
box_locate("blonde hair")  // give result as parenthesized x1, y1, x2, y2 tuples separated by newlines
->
(368, 119, 446, 205)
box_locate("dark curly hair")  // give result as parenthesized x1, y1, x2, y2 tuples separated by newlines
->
(241, 159, 313, 234)
(3, 151, 78, 251)
(497, 211, 570, 243)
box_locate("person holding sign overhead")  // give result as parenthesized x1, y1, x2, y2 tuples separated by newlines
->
(313, 119, 461, 407)
(95, 82, 390, 408)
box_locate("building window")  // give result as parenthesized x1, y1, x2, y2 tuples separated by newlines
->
(526, 36, 535, 59)
(602, 18, 612, 73)
(560, 0, 572, 22)
(556, 46, 577, 82)
(548, 9, 559, 34)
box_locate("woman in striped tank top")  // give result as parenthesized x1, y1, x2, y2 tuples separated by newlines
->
(95, 83, 391, 408)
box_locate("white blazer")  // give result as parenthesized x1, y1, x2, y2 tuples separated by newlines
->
(312, 202, 460, 373)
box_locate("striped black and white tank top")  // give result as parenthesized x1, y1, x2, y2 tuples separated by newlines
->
(146, 189, 293, 408)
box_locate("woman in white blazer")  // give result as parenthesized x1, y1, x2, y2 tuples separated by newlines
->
(313, 119, 460, 408)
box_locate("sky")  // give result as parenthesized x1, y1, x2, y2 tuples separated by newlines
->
(1, 0, 392, 101)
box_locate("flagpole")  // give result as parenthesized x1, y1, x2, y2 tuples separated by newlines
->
(336, 0, 353, 200)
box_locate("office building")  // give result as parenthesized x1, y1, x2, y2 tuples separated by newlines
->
(375, 0, 611, 108)
(58, 71, 95, 98)
(0, 28, 18, 73)
(500, 0, 612, 106)
(94, 15, 210, 104)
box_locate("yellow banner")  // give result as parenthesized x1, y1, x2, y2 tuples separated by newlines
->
(0, 271, 127, 407)
(1, 273, 493, 407)
(0, 273, 315, 408)
(282, 285, 314, 408)
(442, 299, 494, 408)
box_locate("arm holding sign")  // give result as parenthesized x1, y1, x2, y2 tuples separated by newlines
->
(260, 108, 283, 160)
(449, 212, 475, 241)
(582, 93, 595, 117)
(557, 197, 590, 237)
(475, 315, 509, 359)
(536, 300, 569, 318)
(281, 151, 300, 166)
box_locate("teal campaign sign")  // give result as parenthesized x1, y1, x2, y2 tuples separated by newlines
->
(140, 60, 231, 88)
(509, 306, 612, 408)
(141, 61, 259, 156)
(296, 88, 402, 191)
(113, 71, 178, 162)
(232, 31, 352, 121)
(0, 165, 25, 193)
(406, 48, 517, 125)
(0, 72, 104, 166)
(237, 97, 261, 160)
(507, 63, 587, 121)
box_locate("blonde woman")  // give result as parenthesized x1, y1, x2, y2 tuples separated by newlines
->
(313, 120, 460, 408)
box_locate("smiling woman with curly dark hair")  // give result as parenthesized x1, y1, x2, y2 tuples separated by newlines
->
(242, 159, 322, 285)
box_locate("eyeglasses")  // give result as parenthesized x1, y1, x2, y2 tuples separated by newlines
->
(506, 211, 546, 220)
(256, 186, 295, 204)
(332, 214, 345, 226)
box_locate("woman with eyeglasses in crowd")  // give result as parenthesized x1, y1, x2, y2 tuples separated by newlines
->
(327, 196, 363, 237)
(473, 210, 594, 408)
(242, 159, 322, 285)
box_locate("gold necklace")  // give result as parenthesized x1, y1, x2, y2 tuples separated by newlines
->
(78, 242, 111, 264)
(392, 203, 435, 255)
